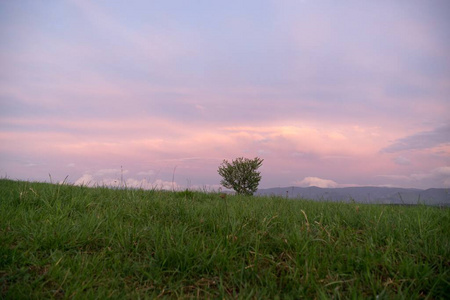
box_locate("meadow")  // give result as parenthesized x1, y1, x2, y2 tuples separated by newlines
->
(1, 179, 449, 299)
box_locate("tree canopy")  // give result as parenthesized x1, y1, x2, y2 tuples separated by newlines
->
(217, 157, 263, 196)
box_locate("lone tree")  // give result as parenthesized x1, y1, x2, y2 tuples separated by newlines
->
(217, 157, 263, 196)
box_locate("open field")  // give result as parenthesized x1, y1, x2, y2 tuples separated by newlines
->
(1, 179, 449, 299)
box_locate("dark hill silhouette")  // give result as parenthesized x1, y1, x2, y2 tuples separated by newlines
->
(256, 186, 450, 206)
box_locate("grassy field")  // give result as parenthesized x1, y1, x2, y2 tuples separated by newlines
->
(1, 179, 449, 299)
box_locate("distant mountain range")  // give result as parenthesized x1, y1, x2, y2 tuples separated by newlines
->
(256, 186, 450, 206)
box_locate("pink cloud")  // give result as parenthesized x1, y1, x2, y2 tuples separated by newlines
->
(2, 110, 448, 188)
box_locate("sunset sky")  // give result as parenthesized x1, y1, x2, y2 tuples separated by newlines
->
(1, 0, 449, 190)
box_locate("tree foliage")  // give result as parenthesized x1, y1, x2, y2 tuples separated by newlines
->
(217, 157, 263, 196)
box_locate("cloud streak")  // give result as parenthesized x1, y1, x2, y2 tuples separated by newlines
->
(382, 124, 450, 153)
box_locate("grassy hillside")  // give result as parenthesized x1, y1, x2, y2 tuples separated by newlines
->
(1, 179, 449, 299)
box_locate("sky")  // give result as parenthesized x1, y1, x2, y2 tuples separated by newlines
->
(1, 0, 449, 190)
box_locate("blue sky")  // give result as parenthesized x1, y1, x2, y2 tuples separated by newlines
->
(1, 0, 449, 189)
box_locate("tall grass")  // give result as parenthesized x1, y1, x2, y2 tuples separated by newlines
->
(1, 179, 449, 299)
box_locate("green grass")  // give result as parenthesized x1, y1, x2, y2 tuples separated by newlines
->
(1, 179, 449, 299)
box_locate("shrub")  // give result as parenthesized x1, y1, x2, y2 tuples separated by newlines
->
(217, 157, 263, 196)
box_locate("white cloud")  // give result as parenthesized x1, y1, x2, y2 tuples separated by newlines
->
(432, 168, 450, 186)
(122, 178, 181, 191)
(74, 174, 94, 186)
(434, 166, 450, 176)
(377, 166, 450, 188)
(73, 173, 181, 190)
(191, 184, 223, 192)
(295, 177, 339, 188)
(410, 167, 450, 181)
(147, 179, 179, 191)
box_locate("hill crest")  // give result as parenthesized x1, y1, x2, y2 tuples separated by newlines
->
(257, 186, 450, 206)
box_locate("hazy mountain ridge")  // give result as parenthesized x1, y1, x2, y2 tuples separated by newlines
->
(256, 186, 450, 206)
